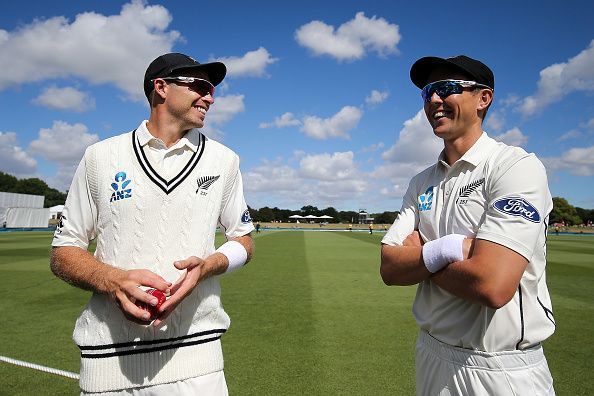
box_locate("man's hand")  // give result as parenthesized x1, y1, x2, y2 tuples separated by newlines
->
(106, 268, 172, 324)
(403, 231, 424, 247)
(153, 254, 227, 327)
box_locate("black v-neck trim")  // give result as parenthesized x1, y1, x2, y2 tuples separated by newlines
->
(132, 129, 206, 195)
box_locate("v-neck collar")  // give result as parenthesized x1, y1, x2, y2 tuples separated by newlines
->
(132, 129, 206, 195)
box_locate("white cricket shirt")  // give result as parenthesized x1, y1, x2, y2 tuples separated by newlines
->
(382, 133, 555, 352)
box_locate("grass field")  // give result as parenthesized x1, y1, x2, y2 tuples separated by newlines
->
(0, 231, 593, 395)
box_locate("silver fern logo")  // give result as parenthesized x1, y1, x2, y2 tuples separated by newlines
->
(457, 178, 484, 204)
(196, 175, 220, 195)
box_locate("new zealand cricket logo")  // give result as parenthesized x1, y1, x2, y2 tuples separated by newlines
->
(196, 175, 220, 195)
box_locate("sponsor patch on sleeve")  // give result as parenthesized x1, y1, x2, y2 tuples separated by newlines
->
(492, 197, 540, 223)
(241, 209, 252, 224)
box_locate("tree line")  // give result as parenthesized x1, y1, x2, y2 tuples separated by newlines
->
(249, 204, 400, 224)
(1, 171, 592, 225)
(0, 171, 67, 208)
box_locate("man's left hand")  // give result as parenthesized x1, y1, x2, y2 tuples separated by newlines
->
(152, 254, 227, 327)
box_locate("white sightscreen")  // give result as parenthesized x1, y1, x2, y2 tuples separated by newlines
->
(5, 208, 50, 228)
(0, 192, 44, 208)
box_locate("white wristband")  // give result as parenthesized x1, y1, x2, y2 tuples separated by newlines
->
(216, 241, 248, 273)
(421, 234, 465, 273)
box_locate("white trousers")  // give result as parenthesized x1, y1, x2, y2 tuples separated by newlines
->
(81, 370, 228, 396)
(416, 331, 555, 396)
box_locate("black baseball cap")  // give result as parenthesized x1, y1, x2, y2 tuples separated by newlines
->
(143, 53, 226, 99)
(410, 55, 494, 90)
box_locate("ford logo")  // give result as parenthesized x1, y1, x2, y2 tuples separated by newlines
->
(492, 197, 540, 223)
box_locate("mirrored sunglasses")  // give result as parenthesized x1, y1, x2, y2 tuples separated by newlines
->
(421, 79, 491, 103)
(158, 76, 215, 98)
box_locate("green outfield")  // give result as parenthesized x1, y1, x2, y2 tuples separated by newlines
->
(0, 231, 592, 395)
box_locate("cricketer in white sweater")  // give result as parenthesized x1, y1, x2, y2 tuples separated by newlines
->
(52, 121, 254, 392)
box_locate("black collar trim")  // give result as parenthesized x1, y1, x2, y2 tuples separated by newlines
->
(132, 129, 206, 194)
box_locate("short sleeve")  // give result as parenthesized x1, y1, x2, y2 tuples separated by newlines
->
(52, 152, 97, 249)
(219, 159, 255, 239)
(382, 177, 419, 246)
(477, 154, 552, 260)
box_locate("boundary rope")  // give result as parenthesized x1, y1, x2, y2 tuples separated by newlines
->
(0, 355, 79, 380)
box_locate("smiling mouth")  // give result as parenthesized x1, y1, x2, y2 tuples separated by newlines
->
(433, 110, 450, 120)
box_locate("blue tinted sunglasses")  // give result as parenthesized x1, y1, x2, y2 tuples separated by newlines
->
(421, 79, 492, 103)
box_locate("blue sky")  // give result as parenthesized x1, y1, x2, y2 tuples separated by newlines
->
(1, 1, 593, 213)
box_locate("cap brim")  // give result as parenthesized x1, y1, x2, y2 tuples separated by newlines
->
(410, 57, 471, 89)
(172, 61, 227, 87)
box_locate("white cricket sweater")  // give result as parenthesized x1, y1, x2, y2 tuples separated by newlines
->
(54, 127, 253, 392)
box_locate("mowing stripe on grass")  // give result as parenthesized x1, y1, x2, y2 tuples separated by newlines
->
(221, 230, 321, 395)
(304, 231, 417, 394)
(1, 355, 79, 380)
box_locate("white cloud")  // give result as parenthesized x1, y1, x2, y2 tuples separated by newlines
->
(492, 127, 528, 147)
(371, 110, 442, 198)
(207, 94, 245, 125)
(0, 132, 37, 175)
(301, 106, 362, 139)
(243, 154, 369, 211)
(0, 1, 180, 100)
(361, 142, 385, 153)
(557, 130, 581, 141)
(199, 125, 225, 141)
(542, 145, 594, 176)
(32, 86, 95, 112)
(28, 121, 99, 164)
(216, 47, 278, 78)
(244, 160, 300, 193)
(584, 118, 594, 130)
(365, 89, 389, 105)
(295, 12, 401, 61)
(485, 110, 505, 132)
(299, 152, 356, 181)
(259, 112, 301, 129)
(381, 110, 441, 165)
(518, 39, 594, 116)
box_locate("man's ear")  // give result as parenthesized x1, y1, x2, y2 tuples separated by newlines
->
(477, 89, 493, 111)
(153, 79, 168, 100)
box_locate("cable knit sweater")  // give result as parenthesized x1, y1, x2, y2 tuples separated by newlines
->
(53, 125, 254, 392)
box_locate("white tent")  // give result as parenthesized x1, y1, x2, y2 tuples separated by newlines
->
(49, 205, 64, 220)
(0, 191, 46, 227)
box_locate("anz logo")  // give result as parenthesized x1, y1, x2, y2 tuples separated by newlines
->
(418, 186, 434, 211)
(241, 209, 252, 224)
(110, 171, 132, 203)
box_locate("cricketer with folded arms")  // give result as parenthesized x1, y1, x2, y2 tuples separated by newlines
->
(380, 55, 556, 395)
(51, 53, 254, 395)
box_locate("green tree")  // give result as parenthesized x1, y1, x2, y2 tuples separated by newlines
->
(550, 197, 582, 225)
(320, 207, 340, 223)
(373, 211, 399, 224)
(337, 211, 358, 224)
(0, 171, 18, 191)
(300, 205, 320, 216)
(44, 188, 67, 207)
(12, 178, 49, 195)
(575, 207, 594, 225)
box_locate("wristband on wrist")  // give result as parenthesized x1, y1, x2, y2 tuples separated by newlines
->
(421, 234, 465, 273)
(216, 240, 248, 273)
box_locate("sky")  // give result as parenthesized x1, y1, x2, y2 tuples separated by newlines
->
(1, 1, 594, 214)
